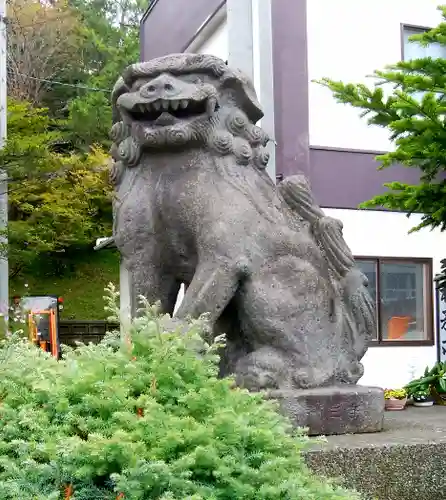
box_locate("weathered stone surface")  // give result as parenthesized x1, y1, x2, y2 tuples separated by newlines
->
(268, 385, 384, 436)
(109, 53, 379, 430)
(305, 406, 446, 499)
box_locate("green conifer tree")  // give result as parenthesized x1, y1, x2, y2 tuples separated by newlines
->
(317, 6, 446, 234)
(317, 5, 446, 291)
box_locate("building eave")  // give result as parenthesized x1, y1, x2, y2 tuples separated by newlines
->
(140, 0, 160, 27)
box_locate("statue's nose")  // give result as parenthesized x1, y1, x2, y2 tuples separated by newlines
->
(140, 75, 178, 98)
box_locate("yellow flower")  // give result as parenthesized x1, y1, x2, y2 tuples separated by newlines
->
(384, 388, 407, 400)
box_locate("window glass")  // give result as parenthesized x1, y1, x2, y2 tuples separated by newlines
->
(403, 27, 446, 61)
(354, 258, 431, 343)
(403, 26, 446, 61)
(402, 26, 446, 102)
(380, 261, 426, 341)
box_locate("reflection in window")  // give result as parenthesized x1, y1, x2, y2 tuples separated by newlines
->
(402, 26, 446, 61)
(402, 25, 446, 101)
(380, 262, 425, 341)
(355, 258, 432, 344)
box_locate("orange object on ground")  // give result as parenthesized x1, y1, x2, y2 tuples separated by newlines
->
(64, 484, 73, 499)
(387, 316, 410, 340)
(28, 308, 58, 357)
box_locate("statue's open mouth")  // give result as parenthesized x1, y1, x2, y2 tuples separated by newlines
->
(127, 97, 218, 126)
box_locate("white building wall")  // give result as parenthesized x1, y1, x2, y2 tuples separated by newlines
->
(192, 16, 228, 61)
(307, 0, 444, 151)
(251, 0, 261, 107)
(185, 5, 262, 100)
(325, 208, 445, 388)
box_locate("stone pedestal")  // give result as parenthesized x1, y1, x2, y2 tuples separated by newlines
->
(267, 385, 384, 436)
(305, 406, 446, 500)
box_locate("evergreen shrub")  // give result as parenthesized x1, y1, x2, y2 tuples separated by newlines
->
(0, 285, 359, 499)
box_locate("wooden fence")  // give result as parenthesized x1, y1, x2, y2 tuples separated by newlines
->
(58, 320, 119, 347)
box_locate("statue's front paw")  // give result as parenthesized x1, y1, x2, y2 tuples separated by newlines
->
(335, 364, 364, 385)
(235, 370, 280, 392)
(292, 366, 334, 389)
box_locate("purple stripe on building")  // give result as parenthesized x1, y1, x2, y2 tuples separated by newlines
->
(309, 148, 422, 209)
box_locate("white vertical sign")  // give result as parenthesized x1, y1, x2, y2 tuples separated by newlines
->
(438, 289, 446, 362)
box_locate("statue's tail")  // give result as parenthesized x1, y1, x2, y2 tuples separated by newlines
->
(277, 174, 324, 224)
(278, 173, 377, 376)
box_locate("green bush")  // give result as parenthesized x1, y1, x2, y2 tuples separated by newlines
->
(0, 286, 359, 499)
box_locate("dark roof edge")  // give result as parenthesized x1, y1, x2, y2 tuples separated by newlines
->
(140, 0, 160, 26)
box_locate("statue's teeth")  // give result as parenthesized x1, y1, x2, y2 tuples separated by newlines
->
(161, 100, 170, 110)
(170, 100, 179, 110)
(153, 101, 162, 111)
(180, 100, 189, 109)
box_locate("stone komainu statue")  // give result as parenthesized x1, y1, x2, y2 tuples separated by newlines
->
(110, 53, 376, 392)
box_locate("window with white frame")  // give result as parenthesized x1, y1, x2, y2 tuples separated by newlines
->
(401, 25, 446, 101)
(402, 25, 446, 61)
(355, 257, 433, 345)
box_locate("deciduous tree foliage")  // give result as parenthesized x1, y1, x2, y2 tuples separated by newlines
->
(65, 0, 144, 150)
(7, 0, 82, 105)
(3, 100, 112, 278)
(4, 0, 144, 282)
(317, 6, 446, 234)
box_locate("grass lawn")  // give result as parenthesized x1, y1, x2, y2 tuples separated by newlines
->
(9, 250, 120, 320)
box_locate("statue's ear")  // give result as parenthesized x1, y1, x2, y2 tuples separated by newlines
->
(220, 69, 264, 124)
(111, 77, 130, 124)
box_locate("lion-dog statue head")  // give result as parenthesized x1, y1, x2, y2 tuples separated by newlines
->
(109, 53, 272, 187)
